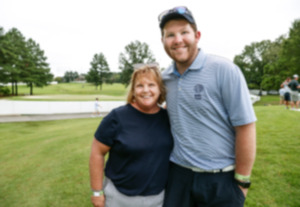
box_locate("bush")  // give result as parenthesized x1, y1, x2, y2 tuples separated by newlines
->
(0, 86, 10, 96)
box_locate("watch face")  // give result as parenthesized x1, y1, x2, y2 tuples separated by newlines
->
(242, 182, 251, 188)
(235, 179, 251, 188)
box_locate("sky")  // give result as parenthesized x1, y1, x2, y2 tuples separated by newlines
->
(1, 0, 299, 77)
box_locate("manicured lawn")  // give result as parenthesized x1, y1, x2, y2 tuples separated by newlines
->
(245, 106, 300, 207)
(0, 105, 299, 206)
(3, 83, 281, 104)
(2, 83, 128, 101)
(253, 95, 280, 106)
(0, 117, 101, 207)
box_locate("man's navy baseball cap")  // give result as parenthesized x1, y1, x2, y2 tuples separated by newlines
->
(158, 6, 196, 29)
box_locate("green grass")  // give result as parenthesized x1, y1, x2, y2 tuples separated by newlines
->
(3, 83, 281, 103)
(2, 83, 128, 101)
(0, 106, 299, 206)
(0, 117, 101, 207)
(245, 106, 300, 207)
(254, 95, 280, 106)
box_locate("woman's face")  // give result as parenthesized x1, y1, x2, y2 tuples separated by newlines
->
(132, 73, 161, 113)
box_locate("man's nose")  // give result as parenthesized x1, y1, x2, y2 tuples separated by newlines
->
(174, 34, 183, 43)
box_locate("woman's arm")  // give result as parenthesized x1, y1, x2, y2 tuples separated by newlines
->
(89, 138, 110, 207)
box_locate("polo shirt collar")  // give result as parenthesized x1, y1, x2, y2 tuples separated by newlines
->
(189, 48, 206, 71)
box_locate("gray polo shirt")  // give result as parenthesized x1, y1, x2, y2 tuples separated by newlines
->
(162, 49, 257, 170)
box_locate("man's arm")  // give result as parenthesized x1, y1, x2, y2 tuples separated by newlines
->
(235, 122, 256, 196)
(89, 138, 110, 207)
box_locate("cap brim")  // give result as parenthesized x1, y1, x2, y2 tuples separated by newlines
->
(159, 13, 195, 29)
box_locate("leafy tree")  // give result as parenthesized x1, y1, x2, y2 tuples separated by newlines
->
(86, 53, 110, 90)
(107, 72, 122, 84)
(281, 19, 300, 76)
(54, 76, 63, 83)
(0, 27, 8, 84)
(0, 27, 53, 95)
(63, 71, 79, 82)
(119, 40, 156, 86)
(260, 19, 300, 91)
(234, 40, 272, 95)
(22, 38, 53, 95)
(0, 28, 27, 95)
(261, 36, 288, 91)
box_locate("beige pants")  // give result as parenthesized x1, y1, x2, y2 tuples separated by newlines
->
(103, 178, 164, 207)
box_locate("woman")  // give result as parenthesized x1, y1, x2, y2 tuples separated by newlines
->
(89, 64, 173, 207)
(281, 77, 291, 109)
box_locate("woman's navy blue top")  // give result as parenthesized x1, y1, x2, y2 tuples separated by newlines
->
(94, 104, 173, 196)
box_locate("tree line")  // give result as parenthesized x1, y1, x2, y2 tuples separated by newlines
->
(0, 24, 156, 95)
(0, 27, 53, 95)
(84, 40, 156, 90)
(234, 19, 300, 95)
(1, 18, 299, 96)
(54, 40, 156, 90)
(67, 18, 300, 93)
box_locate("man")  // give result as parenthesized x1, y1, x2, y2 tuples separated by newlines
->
(279, 87, 285, 105)
(92, 98, 102, 117)
(281, 77, 291, 109)
(288, 74, 300, 109)
(158, 6, 257, 207)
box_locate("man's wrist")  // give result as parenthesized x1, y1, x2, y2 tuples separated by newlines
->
(92, 189, 104, 197)
(234, 172, 251, 182)
(234, 172, 251, 188)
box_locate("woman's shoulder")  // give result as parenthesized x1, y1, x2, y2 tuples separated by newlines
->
(109, 104, 138, 120)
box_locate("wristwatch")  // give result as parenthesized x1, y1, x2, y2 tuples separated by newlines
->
(235, 179, 251, 188)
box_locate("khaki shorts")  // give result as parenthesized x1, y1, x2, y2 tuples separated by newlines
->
(103, 178, 164, 207)
(291, 91, 299, 102)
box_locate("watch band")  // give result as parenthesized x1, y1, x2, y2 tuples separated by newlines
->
(235, 179, 251, 188)
(234, 172, 251, 182)
(92, 190, 104, 197)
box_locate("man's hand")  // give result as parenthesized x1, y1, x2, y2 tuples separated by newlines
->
(238, 186, 248, 198)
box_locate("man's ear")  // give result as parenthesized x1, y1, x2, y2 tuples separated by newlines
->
(196, 31, 201, 42)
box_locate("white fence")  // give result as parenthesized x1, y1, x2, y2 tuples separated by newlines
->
(0, 94, 260, 116)
(250, 94, 261, 104)
(0, 100, 125, 115)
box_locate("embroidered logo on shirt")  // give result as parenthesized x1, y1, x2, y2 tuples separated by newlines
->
(194, 84, 204, 100)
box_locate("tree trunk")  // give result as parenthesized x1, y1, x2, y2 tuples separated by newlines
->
(30, 83, 33, 95)
(15, 82, 18, 96)
(259, 84, 262, 96)
(11, 82, 14, 95)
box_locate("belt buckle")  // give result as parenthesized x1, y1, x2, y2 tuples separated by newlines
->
(212, 169, 221, 173)
(222, 165, 235, 172)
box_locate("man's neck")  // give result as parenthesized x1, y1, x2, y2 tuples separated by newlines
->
(175, 49, 199, 75)
(176, 63, 189, 75)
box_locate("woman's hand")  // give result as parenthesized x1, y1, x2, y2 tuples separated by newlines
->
(91, 195, 105, 207)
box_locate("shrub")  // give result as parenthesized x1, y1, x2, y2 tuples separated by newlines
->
(0, 86, 10, 96)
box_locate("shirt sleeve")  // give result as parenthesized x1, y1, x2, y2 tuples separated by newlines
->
(221, 65, 257, 126)
(94, 110, 119, 146)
